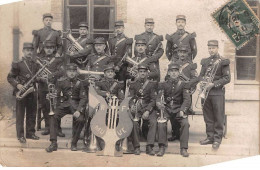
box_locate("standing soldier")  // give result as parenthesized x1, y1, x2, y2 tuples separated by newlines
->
(134, 18, 164, 82)
(7, 42, 40, 143)
(128, 64, 164, 156)
(94, 64, 125, 151)
(32, 13, 63, 58)
(108, 20, 133, 81)
(168, 45, 199, 141)
(46, 63, 87, 152)
(157, 63, 191, 157)
(67, 22, 93, 69)
(36, 40, 64, 136)
(126, 39, 160, 81)
(199, 40, 230, 150)
(166, 15, 197, 63)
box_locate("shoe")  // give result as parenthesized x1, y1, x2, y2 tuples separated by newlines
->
(134, 147, 140, 155)
(188, 108, 196, 115)
(18, 137, 26, 143)
(157, 145, 165, 157)
(180, 148, 189, 157)
(168, 135, 180, 141)
(26, 134, 40, 140)
(57, 131, 65, 137)
(46, 142, 58, 153)
(41, 129, 50, 135)
(71, 144, 77, 151)
(212, 142, 220, 150)
(146, 145, 155, 156)
(200, 138, 213, 145)
(115, 143, 122, 152)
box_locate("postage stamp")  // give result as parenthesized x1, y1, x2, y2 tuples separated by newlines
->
(212, 0, 260, 49)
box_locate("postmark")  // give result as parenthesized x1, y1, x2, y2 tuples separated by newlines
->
(212, 0, 260, 49)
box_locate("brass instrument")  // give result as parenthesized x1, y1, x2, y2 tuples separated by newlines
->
(16, 61, 49, 100)
(179, 73, 197, 94)
(47, 83, 57, 116)
(125, 56, 140, 78)
(36, 58, 52, 79)
(195, 59, 221, 109)
(157, 90, 167, 123)
(132, 99, 140, 122)
(62, 30, 84, 53)
(77, 67, 104, 76)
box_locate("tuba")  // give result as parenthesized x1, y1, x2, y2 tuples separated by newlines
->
(195, 59, 221, 109)
(62, 29, 84, 53)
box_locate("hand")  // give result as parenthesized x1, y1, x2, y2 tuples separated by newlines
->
(142, 111, 149, 120)
(46, 92, 57, 100)
(114, 66, 120, 71)
(73, 111, 81, 119)
(78, 49, 85, 54)
(156, 102, 165, 110)
(17, 84, 24, 90)
(178, 111, 187, 119)
(206, 83, 214, 90)
(55, 53, 61, 58)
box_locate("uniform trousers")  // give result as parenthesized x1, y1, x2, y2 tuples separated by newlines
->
(16, 93, 36, 138)
(202, 95, 225, 143)
(38, 90, 50, 130)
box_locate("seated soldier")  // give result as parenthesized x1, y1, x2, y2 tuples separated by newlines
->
(46, 63, 87, 152)
(157, 63, 191, 157)
(128, 64, 163, 156)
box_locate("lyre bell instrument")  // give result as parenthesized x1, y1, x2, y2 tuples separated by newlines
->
(47, 83, 57, 116)
(125, 56, 140, 78)
(195, 59, 221, 109)
(16, 61, 49, 100)
(35, 58, 52, 79)
(157, 90, 167, 123)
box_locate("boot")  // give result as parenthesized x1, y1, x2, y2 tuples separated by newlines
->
(180, 148, 189, 157)
(41, 129, 50, 135)
(71, 143, 77, 151)
(212, 142, 220, 150)
(134, 147, 140, 155)
(156, 145, 165, 157)
(146, 145, 155, 156)
(46, 141, 58, 153)
(200, 138, 213, 145)
(57, 131, 65, 137)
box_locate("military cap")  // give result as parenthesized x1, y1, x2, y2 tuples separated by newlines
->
(66, 63, 78, 71)
(208, 40, 218, 46)
(115, 20, 124, 27)
(23, 42, 34, 49)
(178, 45, 189, 52)
(94, 37, 106, 44)
(138, 64, 148, 70)
(79, 22, 88, 28)
(176, 15, 186, 21)
(168, 63, 180, 71)
(135, 39, 147, 45)
(43, 13, 53, 20)
(104, 63, 115, 72)
(44, 40, 55, 47)
(145, 18, 154, 24)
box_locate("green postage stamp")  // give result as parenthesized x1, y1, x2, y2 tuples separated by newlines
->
(212, 0, 260, 49)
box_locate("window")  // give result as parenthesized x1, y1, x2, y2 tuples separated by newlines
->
(64, 0, 116, 40)
(235, 0, 260, 84)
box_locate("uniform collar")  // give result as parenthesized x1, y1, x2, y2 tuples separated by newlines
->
(209, 53, 220, 59)
(44, 26, 52, 31)
(116, 33, 125, 39)
(177, 29, 185, 35)
(104, 77, 115, 82)
(96, 52, 106, 56)
(168, 77, 179, 85)
(137, 78, 147, 83)
(145, 31, 154, 35)
(136, 53, 146, 58)
(79, 35, 87, 38)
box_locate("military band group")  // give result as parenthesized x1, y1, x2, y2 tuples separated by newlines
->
(7, 13, 231, 157)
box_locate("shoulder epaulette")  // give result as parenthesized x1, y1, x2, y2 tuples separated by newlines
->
(158, 35, 163, 41)
(190, 32, 196, 38)
(32, 30, 38, 36)
(134, 34, 142, 40)
(165, 34, 171, 41)
(221, 58, 230, 66)
(200, 58, 208, 65)
(191, 63, 197, 69)
(126, 38, 133, 44)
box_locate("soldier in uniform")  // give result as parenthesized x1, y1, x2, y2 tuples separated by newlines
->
(108, 21, 133, 81)
(86, 37, 112, 78)
(94, 63, 125, 151)
(128, 64, 163, 156)
(168, 45, 199, 141)
(46, 63, 87, 152)
(32, 13, 63, 58)
(199, 40, 230, 149)
(126, 39, 160, 81)
(157, 63, 191, 157)
(36, 40, 64, 136)
(134, 18, 164, 82)
(67, 22, 93, 69)
(165, 15, 197, 63)
(7, 42, 40, 143)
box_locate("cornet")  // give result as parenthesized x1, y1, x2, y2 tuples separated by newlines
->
(157, 91, 167, 123)
(47, 83, 57, 116)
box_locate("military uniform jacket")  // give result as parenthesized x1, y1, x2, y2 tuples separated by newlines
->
(134, 32, 164, 65)
(36, 54, 64, 91)
(7, 57, 37, 95)
(199, 54, 231, 96)
(176, 59, 199, 88)
(86, 52, 112, 72)
(32, 27, 63, 55)
(128, 53, 159, 81)
(108, 34, 133, 67)
(56, 76, 87, 113)
(166, 30, 197, 61)
(70, 35, 94, 60)
(158, 79, 191, 115)
(95, 78, 125, 101)
(129, 79, 158, 115)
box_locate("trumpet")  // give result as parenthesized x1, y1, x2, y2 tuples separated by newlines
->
(195, 59, 221, 109)
(157, 90, 167, 123)
(47, 83, 57, 116)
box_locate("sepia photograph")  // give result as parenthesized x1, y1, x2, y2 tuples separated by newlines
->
(0, 0, 259, 167)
